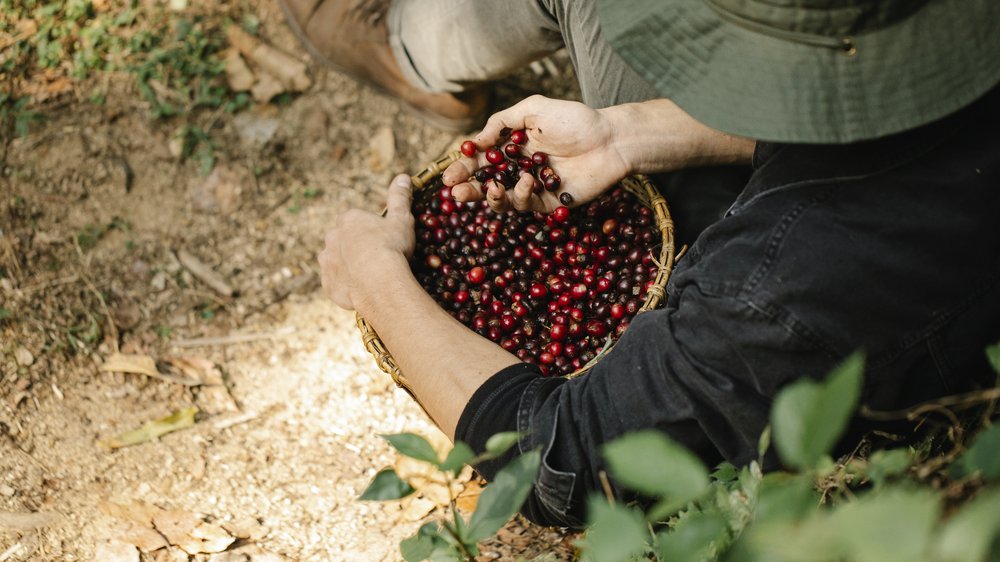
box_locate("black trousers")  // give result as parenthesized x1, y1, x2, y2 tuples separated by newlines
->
(456, 85, 1000, 528)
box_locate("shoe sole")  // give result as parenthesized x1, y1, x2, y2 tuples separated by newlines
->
(277, 0, 487, 132)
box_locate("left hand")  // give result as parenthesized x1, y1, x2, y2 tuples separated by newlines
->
(318, 174, 415, 311)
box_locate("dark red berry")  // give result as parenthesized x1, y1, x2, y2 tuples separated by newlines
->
(485, 149, 504, 165)
(511, 129, 527, 145)
(553, 206, 570, 223)
(559, 192, 574, 205)
(532, 152, 548, 166)
(467, 266, 486, 284)
(461, 140, 477, 157)
(504, 143, 521, 158)
(544, 175, 561, 192)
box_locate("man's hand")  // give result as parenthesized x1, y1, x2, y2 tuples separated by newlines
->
(442, 96, 756, 214)
(318, 174, 415, 311)
(443, 95, 629, 213)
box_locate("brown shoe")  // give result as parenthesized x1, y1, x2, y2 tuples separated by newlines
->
(279, 0, 488, 132)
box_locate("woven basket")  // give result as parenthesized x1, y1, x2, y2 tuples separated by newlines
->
(356, 150, 675, 399)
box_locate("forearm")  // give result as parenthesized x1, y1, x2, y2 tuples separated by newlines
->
(353, 254, 520, 438)
(601, 98, 756, 175)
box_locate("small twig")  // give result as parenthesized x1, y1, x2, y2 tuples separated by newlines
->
(860, 386, 1000, 421)
(175, 249, 235, 297)
(0, 542, 23, 562)
(598, 470, 615, 506)
(212, 411, 260, 430)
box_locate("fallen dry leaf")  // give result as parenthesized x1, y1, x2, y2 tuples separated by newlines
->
(163, 357, 224, 385)
(102, 407, 198, 449)
(101, 353, 200, 386)
(224, 49, 255, 92)
(102, 353, 158, 377)
(118, 521, 169, 552)
(250, 72, 284, 103)
(99, 500, 162, 526)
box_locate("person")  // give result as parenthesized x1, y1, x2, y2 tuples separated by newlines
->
(305, 0, 1000, 528)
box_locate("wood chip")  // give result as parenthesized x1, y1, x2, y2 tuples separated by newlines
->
(0, 511, 60, 530)
(93, 540, 140, 562)
(227, 26, 311, 92)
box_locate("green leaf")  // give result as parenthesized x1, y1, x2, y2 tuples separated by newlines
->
(383, 433, 440, 465)
(771, 352, 864, 470)
(655, 511, 727, 562)
(439, 441, 474, 475)
(603, 430, 709, 503)
(0, 308, 11, 320)
(866, 448, 912, 489)
(710, 462, 738, 483)
(466, 449, 541, 542)
(577, 497, 650, 562)
(831, 487, 940, 562)
(400, 523, 439, 562)
(483, 431, 520, 459)
(986, 340, 1000, 375)
(934, 488, 1000, 562)
(753, 473, 817, 524)
(102, 407, 198, 449)
(955, 424, 1000, 481)
(359, 468, 415, 501)
(757, 425, 771, 461)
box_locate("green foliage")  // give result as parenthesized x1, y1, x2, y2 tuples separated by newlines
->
(361, 436, 540, 561)
(603, 430, 709, 519)
(466, 449, 540, 542)
(577, 499, 649, 562)
(384, 433, 441, 465)
(367, 345, 1000, 562)
(771, 351, 864, 469)
(953, 424, 1000, 481)
(359, 468, 415, 501)
(2, 1, 254, 172)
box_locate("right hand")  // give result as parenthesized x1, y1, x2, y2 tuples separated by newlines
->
(442, 95, 629, 213)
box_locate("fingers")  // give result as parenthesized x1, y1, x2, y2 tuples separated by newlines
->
(441, 156, 479, 186)
(475, 95, 548, 148)
(509, 172, 537, 212)
(485, 180, 511, 213)
(385, 174, 413, 219)
(451, 180, 484, 202)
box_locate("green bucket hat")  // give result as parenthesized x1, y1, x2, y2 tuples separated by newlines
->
(597, 0, 1000, 143)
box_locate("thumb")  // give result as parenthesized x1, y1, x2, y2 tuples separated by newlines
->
(386, 174, 413, 218)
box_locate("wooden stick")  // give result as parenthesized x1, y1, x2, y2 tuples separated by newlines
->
(175, 249, 235, 297)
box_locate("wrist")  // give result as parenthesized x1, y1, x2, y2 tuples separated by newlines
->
(603, 99, 755, 175)
(351, 251, 413, 317)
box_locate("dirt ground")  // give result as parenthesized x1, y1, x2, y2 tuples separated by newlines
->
(0, 3, 580, 560)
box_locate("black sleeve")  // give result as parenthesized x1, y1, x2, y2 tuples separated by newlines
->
(455, 283, 834, 529)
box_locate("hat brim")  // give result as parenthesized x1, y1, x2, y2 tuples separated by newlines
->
(598, 0, 1000, 143)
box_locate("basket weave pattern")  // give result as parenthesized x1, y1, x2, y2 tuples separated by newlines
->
(356, 151, 675, 395)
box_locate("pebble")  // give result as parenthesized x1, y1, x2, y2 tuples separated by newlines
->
(0, 484, 15, 497)
(14, 347, 34, 366)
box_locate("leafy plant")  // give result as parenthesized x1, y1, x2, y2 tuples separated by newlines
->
(367, 344, 1000, 561)
(360, 431, 539, 561)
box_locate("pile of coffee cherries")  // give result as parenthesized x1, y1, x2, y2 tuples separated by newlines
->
(410, 133, 661, 376)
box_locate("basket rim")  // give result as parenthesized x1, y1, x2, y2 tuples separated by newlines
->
(356, 150, 676, 395)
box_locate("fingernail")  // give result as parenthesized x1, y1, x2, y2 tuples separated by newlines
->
(394, 174, 410, 186)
